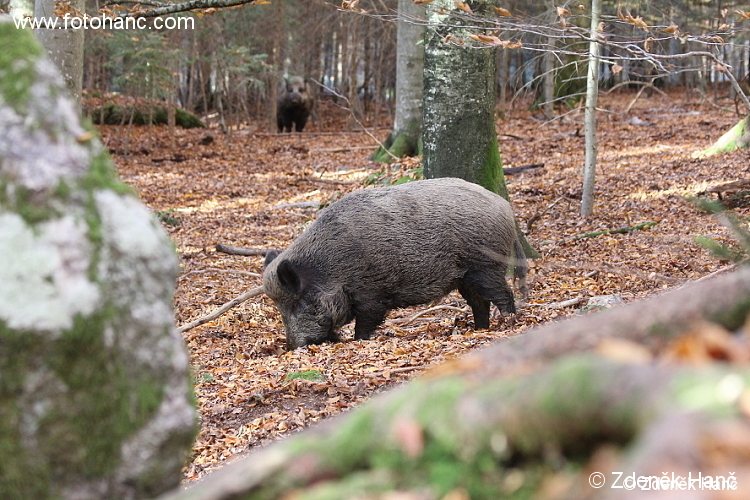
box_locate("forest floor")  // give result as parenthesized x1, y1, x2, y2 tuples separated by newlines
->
(99, 89, 749, 482)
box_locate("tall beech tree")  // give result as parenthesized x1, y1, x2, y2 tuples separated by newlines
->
(372, 0, 425, 162)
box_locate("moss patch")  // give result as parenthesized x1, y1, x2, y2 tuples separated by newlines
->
(0, 181, 61, 224)
(0, 23, 43, 112)
(42, 309, 165, 478)
(0, 324, 53, 499)
(476, 135, 505, 197)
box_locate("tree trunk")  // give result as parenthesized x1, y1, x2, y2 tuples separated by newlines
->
(33, 0, 84, 104)
(422, 0, 504, 196)
(422, 1, 536, 258)
(161, 267, 750, 500)
(0, 20, 196, 499)
(581, 0, 601, 217)
(372, 0, 425, 162)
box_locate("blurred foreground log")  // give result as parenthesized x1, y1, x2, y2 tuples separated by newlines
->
(164, 267, 750, 499)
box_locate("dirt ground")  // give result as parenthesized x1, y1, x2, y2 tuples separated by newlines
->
(100, 90, 749, 480)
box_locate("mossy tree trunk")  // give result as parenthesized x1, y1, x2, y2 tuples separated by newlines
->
(422, 0, 536, 257)
(372, 0, 425, 162)
(163, 268, 750, 500)
(0, 20, 196, 499)
(699, 115, 750, 157)
(422, 0, 504, 195)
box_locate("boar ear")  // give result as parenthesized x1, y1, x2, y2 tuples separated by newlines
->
(264, 249, 281, 268)
(277, 259, 303, 294)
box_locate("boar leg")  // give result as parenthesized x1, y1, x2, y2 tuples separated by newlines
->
(458, 283, 491, 329)
(354, 309, 386, 341)
(463, 269, 516, 316)
(294, 115, 308, 132)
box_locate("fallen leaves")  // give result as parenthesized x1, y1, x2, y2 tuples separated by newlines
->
(103, 91, 749, 482)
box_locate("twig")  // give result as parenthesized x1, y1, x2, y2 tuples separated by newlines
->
(526, 195, 566, 233)
(216, 244, 271, 256)
(390, 305, 469, 327)
(504, 163, 545, 175)
(303, 176, 356, 186)
(527, 297, 584, 310)
(573, 221, 657, 240)
(178, 286, 265, 334)
(272, 201, 320, 210)
(689, 264, 739, 285)
(311, 146, 375, 153)
(179, 268, 261, 279)
(308, 79, 399, 162)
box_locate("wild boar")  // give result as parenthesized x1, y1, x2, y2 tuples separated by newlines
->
(276, 76, 313, 133)
(263, 177, 528, 350)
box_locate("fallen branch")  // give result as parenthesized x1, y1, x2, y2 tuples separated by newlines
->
(250, 129, 389, 138)
(572, 221, 657, 240)
(390, 305, 469, 327)
(215, 244, 271, 257)
(162, 268, 750, 499)
(311, 146, 375, 154)
(177, 286, 265, 334)
(179, 268, 261, 279)
(526, 297, 583, 310)
(503, 163, 544, 175)
(271, 201, 320, 210)
(303, 176, 356, 186)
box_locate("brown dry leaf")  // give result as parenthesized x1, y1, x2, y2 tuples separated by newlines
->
(556, 6, 569, 17)
(341, 0, 360, 10)
(663, 23, 680, 35)
(494, 7, 512, 17)
(413, 0, 433, 4)
(611, 63, 623, 75)
(392, 418, 424, 458)
(101, 88, 749, 482)
(469, 34, 502, 45)
(737, 10, 750, 20)
(644, 36, 654, 52)
(442, 34, 464, 46)
(442, 488, 470, 500)
(596, 338, 652, 364)
(662, 322, 749, 365)
(454, 1, 472, 14)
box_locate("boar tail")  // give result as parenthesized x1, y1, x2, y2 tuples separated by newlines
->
(513, 236, 529, 299)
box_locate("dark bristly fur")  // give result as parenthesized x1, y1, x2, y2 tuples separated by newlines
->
(276, 76, 313, 133)
(263, 178, 528, 350)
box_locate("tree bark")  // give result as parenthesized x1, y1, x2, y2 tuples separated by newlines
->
(161, 267, 750, 500)
(581, 0, 601, 217)
(422, 0, 505, 196)
(372, 0, 425, 162)
(0, 20, 196, 499)
(33, 0, 84, 104)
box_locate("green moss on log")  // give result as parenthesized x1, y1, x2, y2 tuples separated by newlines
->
(89, 103, 205, 128)
(699, 116, 750, 157)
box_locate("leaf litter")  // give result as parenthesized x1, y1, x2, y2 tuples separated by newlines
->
(100, 92, 749, 481)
